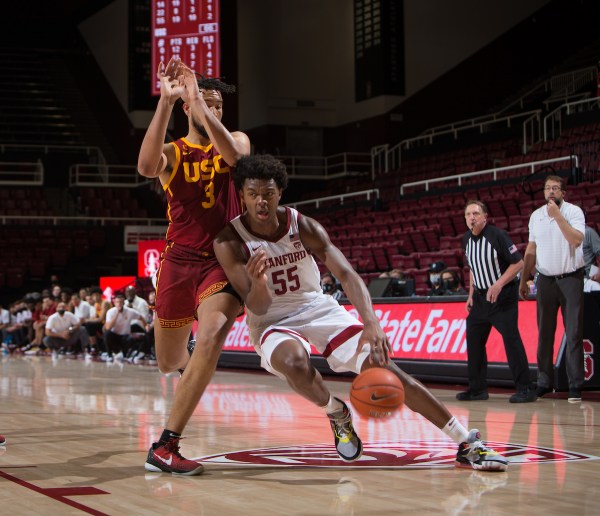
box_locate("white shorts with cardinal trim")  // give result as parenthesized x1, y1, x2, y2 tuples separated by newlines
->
(251, 295, 370, 379)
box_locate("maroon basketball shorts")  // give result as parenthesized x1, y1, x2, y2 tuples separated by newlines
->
(154, 242, 230, 329)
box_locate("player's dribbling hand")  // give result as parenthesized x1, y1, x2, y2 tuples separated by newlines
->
(362, 322, 391, 366)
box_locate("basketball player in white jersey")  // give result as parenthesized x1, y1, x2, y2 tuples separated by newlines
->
(214, 154, 508, 471)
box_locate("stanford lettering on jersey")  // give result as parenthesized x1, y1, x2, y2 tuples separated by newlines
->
(266, 250, 307, 268)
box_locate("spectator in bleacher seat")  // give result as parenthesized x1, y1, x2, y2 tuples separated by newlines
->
(128, 290, 157, 364)
(70, 293, 96, 356)
(3, 300, 31, 348)
(27, 296, 56, 354)
(125, 286, 150, 333)
(88, 286, 112, 350)
(59, 288, 72, 308)
(459, 200, 536, 403)
(43, 302, 89, 356)
(427, 261, 447, 296)
(439, 269, 467, 296)
(0, 304, 10, 345)
(50, 284, 61, 303)
(79, 287, 90, 303)
(583, 225, 600, 292)
(103, 294, 146, 362)
(321, 272, 344, 301)
(139, 290, 157, 364)
(519, 175, 586, 402)
(22, 296, 37, 345)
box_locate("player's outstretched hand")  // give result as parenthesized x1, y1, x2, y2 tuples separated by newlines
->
(157, 58, 185, 103)
(179, 65, 202, 104)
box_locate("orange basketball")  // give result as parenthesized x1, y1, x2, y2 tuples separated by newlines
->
(349, 367, 405, 419)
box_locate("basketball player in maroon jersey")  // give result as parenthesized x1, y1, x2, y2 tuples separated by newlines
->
(214, 154, 508, 471)
(138, 58, 250, 475)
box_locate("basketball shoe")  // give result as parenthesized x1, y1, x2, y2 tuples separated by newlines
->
(328, 398, 363, 462)
(0, 434, 5, 446)
(455, 429, 508, 471)
(145, 437, 204, 476)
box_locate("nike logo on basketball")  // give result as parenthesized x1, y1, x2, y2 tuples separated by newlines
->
(156, 453, 173, 466)
(370, 393, 394, 401)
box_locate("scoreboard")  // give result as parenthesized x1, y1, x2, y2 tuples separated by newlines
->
(151, 0, 221, 95)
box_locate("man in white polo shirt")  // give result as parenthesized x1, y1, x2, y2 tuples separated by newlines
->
(519, 175, 585, 402)
(44, 302, 89, 356)
(103, 294, 146, 362)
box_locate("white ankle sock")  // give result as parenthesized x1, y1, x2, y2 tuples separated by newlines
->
(322, 395, 344, 415)
(441, 416, 469, 444)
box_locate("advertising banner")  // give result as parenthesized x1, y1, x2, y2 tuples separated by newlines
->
(223, 300, 562, 365)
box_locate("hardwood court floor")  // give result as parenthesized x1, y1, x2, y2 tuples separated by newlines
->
(0, 355, 598, 515)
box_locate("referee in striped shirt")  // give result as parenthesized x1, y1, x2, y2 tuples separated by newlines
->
(457, 200, 536, 403)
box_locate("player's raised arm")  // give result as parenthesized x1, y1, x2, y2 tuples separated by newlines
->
(180, 66, 250, 166)
(138, 58, 186, 178)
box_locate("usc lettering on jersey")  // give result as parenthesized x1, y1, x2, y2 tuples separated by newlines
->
(163, 138, 241, 251)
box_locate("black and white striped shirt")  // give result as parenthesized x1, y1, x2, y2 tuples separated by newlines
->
(463, 224, 521, 290)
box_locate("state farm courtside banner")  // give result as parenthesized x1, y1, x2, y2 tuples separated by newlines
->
(223, 301, 562, 365)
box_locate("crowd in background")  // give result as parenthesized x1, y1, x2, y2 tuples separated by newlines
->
(0, 277, 156, 365)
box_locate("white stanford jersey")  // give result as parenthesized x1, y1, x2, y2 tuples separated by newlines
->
(228, 207, 324, 333)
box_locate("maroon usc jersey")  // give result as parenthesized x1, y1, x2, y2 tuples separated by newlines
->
(163, 138, 241, 251)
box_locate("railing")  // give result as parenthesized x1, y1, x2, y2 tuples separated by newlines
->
(498, 65, 596, 115)
(0, 215, 165, 226)
(287, 189, 379, 210)
(546, 67, 596, 103)
(543, 91, 591, 111)
(399, 155, 578, 195)
(523, 111, 542, 153)
(276, 152, 371, 179)
(0, 161, 44, 185)
(69, 164, 150, 187)
(543, 96, 600, 141)
(373, 110, 541, 175)
(370, 66, 597, 176)
(370, 144, 389, 180)
(0, 143, 106, 164)
(66, 152, 372, 187)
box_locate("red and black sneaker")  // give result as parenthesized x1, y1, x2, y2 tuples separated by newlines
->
(144, 437, 204, 476)
(0, 435, 6, 446)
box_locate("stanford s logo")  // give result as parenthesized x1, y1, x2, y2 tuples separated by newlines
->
(144, 249, 161, 278)
(197, 441, 599, 468)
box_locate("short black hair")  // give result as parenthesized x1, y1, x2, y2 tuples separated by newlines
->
(197, 75, 236, 94)
(233, 154, 289, 191)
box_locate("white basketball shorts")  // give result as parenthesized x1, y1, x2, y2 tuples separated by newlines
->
(252, 295, 370, 379)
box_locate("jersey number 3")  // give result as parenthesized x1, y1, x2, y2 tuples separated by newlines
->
(272, 266, 300, 295)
